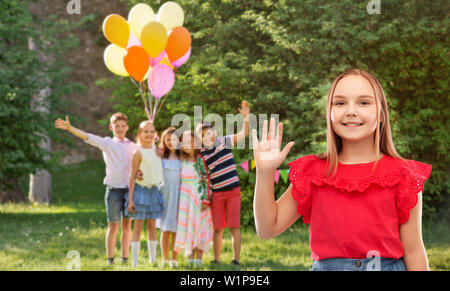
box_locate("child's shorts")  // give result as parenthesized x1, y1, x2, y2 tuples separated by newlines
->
(210, 186, 241, 230)
(312, 257, 406, 271)
(105, 186, 129, 223)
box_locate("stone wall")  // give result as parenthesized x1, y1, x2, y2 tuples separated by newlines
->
(28, 0, 130, 164)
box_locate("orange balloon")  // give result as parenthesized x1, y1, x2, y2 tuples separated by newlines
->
(124, 46, 150, 82)
(166, 26, 191, 63)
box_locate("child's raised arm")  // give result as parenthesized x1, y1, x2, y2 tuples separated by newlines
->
(127, 150, 142, 213)
(253, 117, 298, 239)
(232, 101, 250, 146)
(54, 115, 88, 141)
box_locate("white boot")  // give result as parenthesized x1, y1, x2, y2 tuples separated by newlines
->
(131, 241, 140, 267)
(147, 240, 158, 264)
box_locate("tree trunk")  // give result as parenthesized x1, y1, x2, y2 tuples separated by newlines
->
(28, 37, 52, 205)
(29, 134, 52, 205)
(0, 179, 25, 203)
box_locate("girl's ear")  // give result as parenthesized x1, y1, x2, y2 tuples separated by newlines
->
(109, 124, 113, 131)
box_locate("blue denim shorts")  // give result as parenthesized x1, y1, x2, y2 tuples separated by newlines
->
(105, 186, 129, 223)
(312, 257, 406, 271)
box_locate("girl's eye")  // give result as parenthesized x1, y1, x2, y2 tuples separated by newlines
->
(360, 101, 371, 105)
(333, 101, 345, 106)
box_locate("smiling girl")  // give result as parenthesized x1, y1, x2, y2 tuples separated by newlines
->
(126, 120, 164, 267)
(253, 69, 432, 271)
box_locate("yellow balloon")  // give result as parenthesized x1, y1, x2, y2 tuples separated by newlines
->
(142, 66, 152, 82)
(159, 57, 174, 70)
(128, 3, 156, 40)
(140, 21, 168, 58)
(102, 14, 130, 48)
(156, 1, 184, 31)
(103, 44, 129, 77)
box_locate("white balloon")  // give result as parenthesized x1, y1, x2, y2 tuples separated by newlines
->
(156, 2, 184, 32)
(128, 3, 156, 39)
(103, 44, 129, 77)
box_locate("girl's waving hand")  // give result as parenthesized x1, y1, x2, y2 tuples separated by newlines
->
(252, 117, 295, 172)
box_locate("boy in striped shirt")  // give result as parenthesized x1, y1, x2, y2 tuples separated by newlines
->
(196, 101, 250, 266)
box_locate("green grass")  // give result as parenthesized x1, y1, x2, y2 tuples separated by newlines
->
(0, 159, 448, 271)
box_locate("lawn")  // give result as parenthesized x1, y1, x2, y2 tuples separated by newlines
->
(0, 159, 448, 271)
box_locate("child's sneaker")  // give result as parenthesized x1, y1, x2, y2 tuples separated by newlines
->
(169, 260, 178, 268)
(107, 258, 114, 265)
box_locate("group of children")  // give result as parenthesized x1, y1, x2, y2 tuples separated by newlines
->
(55, 102, 250, 268)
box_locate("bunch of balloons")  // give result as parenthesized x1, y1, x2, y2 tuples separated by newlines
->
(102, 2, 191, 122)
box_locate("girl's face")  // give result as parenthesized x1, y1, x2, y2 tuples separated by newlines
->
(331, 75, 380, 143)
(164, 133, 179, 152)
(140, 123, 157, 145)
(181, 132, 195, 156)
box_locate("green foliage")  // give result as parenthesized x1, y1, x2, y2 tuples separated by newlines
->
(0, 0, 84, 190)
(99, 0, 449, 225)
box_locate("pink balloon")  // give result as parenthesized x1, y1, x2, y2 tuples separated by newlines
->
(171, 47, 191, 68)
(127, 32, 142, 49)
(148, 64, 175, 99)
(150, 50, 165, 67)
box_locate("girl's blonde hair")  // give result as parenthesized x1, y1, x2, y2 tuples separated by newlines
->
(317, 68, 404, 177)
(135, 120, 156, 145)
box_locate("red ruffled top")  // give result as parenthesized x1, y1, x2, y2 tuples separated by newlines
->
(288, 154, 432, 261)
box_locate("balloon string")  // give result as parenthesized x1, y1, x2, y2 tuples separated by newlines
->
(129, 78, 139, 90)
(148, 87, 153, 121)
(152, 97, 160, 122)
(154, 93, 168, 122)
(139, 81, 148, 116)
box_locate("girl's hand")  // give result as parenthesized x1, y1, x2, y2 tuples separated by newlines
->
(252, 117, 295, 172)
(238, 100, 250, 117)
(201, 203, 209, 211)
(136, 170, 144, 181)
(128, 201, 136, 213)
(54, 115, 72, 131)
(155, 147, 164, 158)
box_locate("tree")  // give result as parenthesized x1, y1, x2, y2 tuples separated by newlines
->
(0, 0, 82, 203)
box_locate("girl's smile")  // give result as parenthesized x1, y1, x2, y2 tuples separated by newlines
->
(181, 132, 195, 156)
(331, 75, 379, 142)
(165, 133, 179, 151)
(139, 123, 156, 146)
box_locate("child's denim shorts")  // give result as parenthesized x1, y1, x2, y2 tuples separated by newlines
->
(105, 186, 129, 223)
(312, 257, 406, 271)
